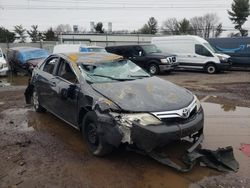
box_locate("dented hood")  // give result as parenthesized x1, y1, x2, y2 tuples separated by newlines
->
(91, 77, 194, 112)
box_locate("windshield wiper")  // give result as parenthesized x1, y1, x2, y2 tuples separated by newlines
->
(90, 74, 134, 81)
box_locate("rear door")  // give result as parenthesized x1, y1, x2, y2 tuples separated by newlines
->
(36, 56, 60, 112)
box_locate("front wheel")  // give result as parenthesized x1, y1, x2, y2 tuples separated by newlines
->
(148, 64, 160, 75)
(32, 89, 46, 113)
(82, 111, 113, 157)
(205, 63, 217, 74)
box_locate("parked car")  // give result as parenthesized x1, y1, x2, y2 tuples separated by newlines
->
(152, 35, 231, 74)
(0, 48, 9, 76)
(207, 37, 250, 68)
(7, 47, 49, 73)
(105, 44, 178, 75)
(25, 52, 204, 156)
(53, 44, 106, 53)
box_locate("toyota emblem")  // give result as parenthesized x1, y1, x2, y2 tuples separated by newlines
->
(182, 108, 190, 118)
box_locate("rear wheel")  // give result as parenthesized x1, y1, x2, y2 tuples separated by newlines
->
(32, 89, 46, 113)
(82, 111, 113, 157)
(205, 63, 217, 74)
(148, 64, 159, 75)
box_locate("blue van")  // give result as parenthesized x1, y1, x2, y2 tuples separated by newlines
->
(207, 37, 250, 67)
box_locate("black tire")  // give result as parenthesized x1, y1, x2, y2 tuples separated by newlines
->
(32, 89, 46, 113)
(205, 63, 217, 74)
(148, 63, 160, 75)
(82, 111, 113, 157)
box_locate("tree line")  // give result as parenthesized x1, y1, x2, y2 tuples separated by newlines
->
(0, 0, 249, 43)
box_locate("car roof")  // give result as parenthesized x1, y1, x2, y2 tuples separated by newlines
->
(106, 44, 154, 48)
(59, 52, 123, 65)
(9, 47, 45, 52)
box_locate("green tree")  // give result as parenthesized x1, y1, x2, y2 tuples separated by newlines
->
(44, 27, 58, 41)
(178, 18, 193, 34)
(139, 17, 158, 34)
(138, 24, 151, 34)
(228, 0, 250, 36)
(14, 25, 26, 43)
(147, 17, 158, 34)
(94, 22, 104, 33)
(27, 25, 39, 42)
(0, 27, 15, 43)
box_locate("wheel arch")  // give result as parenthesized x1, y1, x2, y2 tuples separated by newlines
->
(24, 83, 34, 104)
(203, 61, 217, 69)
(78, 106, 92, 130)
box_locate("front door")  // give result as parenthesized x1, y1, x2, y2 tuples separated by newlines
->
(53, 58, 79, 126)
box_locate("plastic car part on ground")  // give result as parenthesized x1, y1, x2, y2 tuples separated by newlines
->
(129, 145, 239, 173)
(239, 143, 250, 157)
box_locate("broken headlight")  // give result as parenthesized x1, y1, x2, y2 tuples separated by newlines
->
(110, 113, 162, 127)
(194, 95, 201, 111)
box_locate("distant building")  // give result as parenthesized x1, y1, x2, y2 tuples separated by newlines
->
(90, 22, 95, 33)
(73, 25, 78, 33)
(108, 22, 112, 33)
(59, 33, 153, 47)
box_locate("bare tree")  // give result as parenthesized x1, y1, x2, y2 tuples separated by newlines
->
(161, 18, 179, 35)
(55, 24, 72, 34)
(190, 13, 219, 38)
(215, 23, 223, 38)
(190, 16, 204, 37)
(203, 13, 219, 38)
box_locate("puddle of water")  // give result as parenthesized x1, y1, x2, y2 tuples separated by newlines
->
(1, 102, 249, 188)
(0, 74, 29, 86)
(201, 102, 250, 177)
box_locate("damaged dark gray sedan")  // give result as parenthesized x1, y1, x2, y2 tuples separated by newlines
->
(25, 52, 204, 156)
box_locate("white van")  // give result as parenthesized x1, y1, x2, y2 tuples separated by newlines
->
(0, 48, 9, 76)
(53, 44, 106, 54)
(152, 35, 231, 74)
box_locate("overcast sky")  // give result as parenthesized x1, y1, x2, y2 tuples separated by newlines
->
(0, 0, 249, 33)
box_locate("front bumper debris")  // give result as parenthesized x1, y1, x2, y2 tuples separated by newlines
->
(130, 109, 204, 152)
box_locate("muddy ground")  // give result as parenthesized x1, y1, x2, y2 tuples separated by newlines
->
(0, 71, 250, 188)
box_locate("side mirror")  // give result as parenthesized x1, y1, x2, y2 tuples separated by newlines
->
(3, 54, 6, 59)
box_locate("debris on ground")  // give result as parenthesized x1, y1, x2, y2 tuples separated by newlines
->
(144, 146, 239, 173)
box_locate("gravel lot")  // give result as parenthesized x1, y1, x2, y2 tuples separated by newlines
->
(0, 70, 250, 188)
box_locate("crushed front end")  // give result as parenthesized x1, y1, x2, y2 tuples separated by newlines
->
(109, 96, 204, 152)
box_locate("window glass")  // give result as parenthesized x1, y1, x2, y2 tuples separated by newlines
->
(58, 59, 77, 83)
(80, 59, 150, 83)
(43, 57, 58, 74)
(141, 45, 161, 54)
(195, 44, 213, 57)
